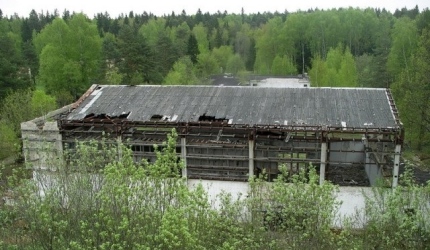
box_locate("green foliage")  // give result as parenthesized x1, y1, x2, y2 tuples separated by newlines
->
(226, 54, 245, 75)
(186, 34, 199, 64)
(392, 28, 430, 152)
(196, 52, 219, 79)
(0, 22, 30, 99)
(3, 128, 430, 249)
(254, 17, 293, 75)
(0, 88, 57, 160)
(34, 15, 102, 99)
(309, 44, 358, 87)
(355, 54, 377, 87)
(0, 88, 33, 134)
(164, 56, 198, 85)
(192, 23, 210, 55)
(31, 89, 57, 118)
(105, 66, 124, 85)
(271, 55, 297, 75)
(0, 121, 20, 159)
(360, 166, 430, 249)
(211, 45, 234, 73)
(249, 165, 341, 249)
(118, 24, 159, 84)
(387, 17, 418, 82)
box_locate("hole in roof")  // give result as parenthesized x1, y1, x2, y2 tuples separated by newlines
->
(150, 114, 163, 121)
(118, 112, 130, 119)
(198, 113, 228, 122)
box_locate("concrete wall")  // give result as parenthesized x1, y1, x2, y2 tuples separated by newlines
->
(188, 179, 370, 227)
(329, 141, 365, 164)
(188, 179, 249, 209)
(21, 121, 63, 170)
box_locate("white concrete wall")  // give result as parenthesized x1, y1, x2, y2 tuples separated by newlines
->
(188, 179, 370, 227)
(188, 179, 249, 209)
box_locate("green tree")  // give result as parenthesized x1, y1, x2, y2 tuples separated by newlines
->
(356, 54, 377, 87)
(164, 56, 198, 85)
(0, 120, 20, 159)
(192, 23, 209, 54)
(387, 17, 418, 83)
(372, 11, 394, 88)
(226, 54, 246, 75)
(211, 45, 234, 73)
(0, 88, 56, 160)
(0, 20, 29, 99)
(309, 45, 357, 87)
(271, 55, 297, 75)
(186, 33, 199, 64)
(196, 52, 219, 78)
(138, 17, 168, 47)
(101, 32, 123, 84)
(254, 17, 291, 74)
(0, 89, 33, 134)
(118, 24, 158, 84)
(337, 47, 358, 87)
(31, 89, 57, 118)
(392, 28, 430, 152)
(34, 14, 102, 99)
(154, 33, 178, 78)
(171, 21, 191, 58)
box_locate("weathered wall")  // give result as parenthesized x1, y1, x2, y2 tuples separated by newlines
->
(329, 141, 365, 164)
(188, 179, 371, 227)
(188, 179, 249, 209)
(21, 121, 63, 170)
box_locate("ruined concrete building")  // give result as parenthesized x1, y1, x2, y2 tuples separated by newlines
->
(21, 84, 403, 188)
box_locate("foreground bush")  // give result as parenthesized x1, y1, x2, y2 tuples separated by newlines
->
(1, 129, 429, 249)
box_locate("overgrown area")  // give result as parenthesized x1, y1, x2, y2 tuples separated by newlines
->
(1, 130, 429, 249)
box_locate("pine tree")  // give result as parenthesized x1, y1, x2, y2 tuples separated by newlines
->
(187, 34, 199, 64)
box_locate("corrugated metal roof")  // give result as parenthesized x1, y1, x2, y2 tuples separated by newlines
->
(66, 85, 400, 128)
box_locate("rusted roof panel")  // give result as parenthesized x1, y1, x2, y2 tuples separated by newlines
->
(66, 85, 400, 128)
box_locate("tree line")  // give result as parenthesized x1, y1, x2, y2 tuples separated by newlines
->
(0, 6, 429, 158)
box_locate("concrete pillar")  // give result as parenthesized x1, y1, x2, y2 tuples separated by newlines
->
(117, 136, 122, 160)
(181, 137, 187, 178)
(249, 139, 255, 179)
(320, 142, 327, 185)
(392, 144, 402, 188)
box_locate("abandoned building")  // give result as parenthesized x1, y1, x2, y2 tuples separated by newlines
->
(20, 84, 406, 220)
(22, 84, 403, 188)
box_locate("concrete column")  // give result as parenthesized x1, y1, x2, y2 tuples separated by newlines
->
(320, 142, 327, 185)
(117, 135, 122, 160)
(392, 144, 402, 188)
(249, 139, 255, 179)
(181, 137, 187, 178)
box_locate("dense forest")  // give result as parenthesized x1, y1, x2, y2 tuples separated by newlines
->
(0, 6, 430, 159)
